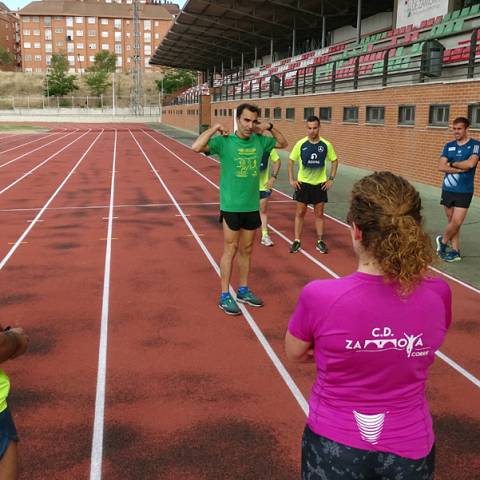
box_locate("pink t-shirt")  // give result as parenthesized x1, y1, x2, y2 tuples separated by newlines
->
(288, 272, 451, 459)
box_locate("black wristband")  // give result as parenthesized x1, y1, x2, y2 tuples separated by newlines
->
(267, 122, 274, 131)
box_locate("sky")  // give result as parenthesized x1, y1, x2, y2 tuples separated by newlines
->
(4, 0, 186, 11)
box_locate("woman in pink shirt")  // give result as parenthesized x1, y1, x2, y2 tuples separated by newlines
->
(286, 172, 451, 479)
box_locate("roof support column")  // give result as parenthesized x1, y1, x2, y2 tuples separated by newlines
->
(241, 52, 244, 79)
(254, 45, 258, 66)
(221, 61, 224, 82)
(356, 0, 362, 44)
(321, 0, 326, 48)
(270, 37, 274, 61)
(292, 16, 296, 57)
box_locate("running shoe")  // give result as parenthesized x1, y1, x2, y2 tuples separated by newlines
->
(442, 250, 462, 263)
(261, 234, 274, 247)
(435, 234, 446, 254)
(218, 294, 241, 315)
(290, 240, 301, 253)
(236, 288, 264, 307)
(316, 239, 328, 254)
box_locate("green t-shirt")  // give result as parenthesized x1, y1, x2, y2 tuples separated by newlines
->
(259, 149, 280, 192)
(0, 370, 10, 413)
(208, 134, 276, 212)
(289, 136, 337, 185)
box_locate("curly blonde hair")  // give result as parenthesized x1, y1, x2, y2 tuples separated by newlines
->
(347, 171, 434, 295)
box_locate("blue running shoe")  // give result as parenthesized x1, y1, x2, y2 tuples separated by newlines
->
(218, 294, 241, 315)
(442, 250, 462, 263)
(435, 234, 446, 255)
(236, 288, 264, 307)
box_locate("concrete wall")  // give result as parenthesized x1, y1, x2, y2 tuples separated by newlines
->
(331, 12, 393, 44)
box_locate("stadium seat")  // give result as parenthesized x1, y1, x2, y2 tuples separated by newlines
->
(470, 4, 480, 15)
(451, 9, 460, 20)
(411, 42, 424, 55)
(460, 7, 471, 18)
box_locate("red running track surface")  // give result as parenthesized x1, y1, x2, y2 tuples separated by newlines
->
(0, 126, 478, 479)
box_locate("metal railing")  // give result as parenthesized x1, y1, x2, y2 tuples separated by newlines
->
(0, 95, 162, 115)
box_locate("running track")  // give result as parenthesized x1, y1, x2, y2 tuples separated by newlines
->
(0, 125, 478, 479)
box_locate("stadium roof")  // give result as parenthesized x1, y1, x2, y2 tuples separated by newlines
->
(19, 1, 172, 20)
(151, 0, 394, 71)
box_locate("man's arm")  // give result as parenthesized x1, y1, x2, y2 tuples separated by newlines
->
(288, 159, 301, 190)
(322, 159, 339, 191)
(0, 327, 29, 363)
(191, 123, 228, 153)
(256, 122, 288, 149)
(438, 156, 465, 173)
(448, 154, 479, 171)
(266, 158, 281, 190)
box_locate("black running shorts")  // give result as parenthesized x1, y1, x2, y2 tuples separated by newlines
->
(440, 190, 473, 209)
(293, 182, 328, 205)
(219, 211, 262, 231)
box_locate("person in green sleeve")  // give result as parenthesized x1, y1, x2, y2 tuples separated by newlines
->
(192, 103, 288, 315)
(288, 115, 338, 254)
(259, 148, 281, 247)
(0, 325, 29, 479)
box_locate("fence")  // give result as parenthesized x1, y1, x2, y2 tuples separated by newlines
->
(0, 95, 163, 116)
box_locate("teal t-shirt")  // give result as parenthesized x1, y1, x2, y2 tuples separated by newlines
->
(208, 134, 276, 212)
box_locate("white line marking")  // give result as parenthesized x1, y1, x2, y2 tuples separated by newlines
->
(132, 129, 309, 413)
(148, 129, 480, 295)
(0, 130, 67, 156)
(0, 201, 222, 213)
(0, 131, 103, 272)
(145, 129, 480, 389)
(0, 130, 77, 168)
(90, 130, 116, 480)
(0, 130, 90, 195)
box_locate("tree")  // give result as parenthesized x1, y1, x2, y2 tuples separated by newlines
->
(0, 47, 14, 68)
(83, 51, 117, 97)
(44, 54, 78, 97)
(155, 68, 196, 94)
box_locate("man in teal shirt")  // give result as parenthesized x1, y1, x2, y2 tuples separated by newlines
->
(192, 103, 287, 315)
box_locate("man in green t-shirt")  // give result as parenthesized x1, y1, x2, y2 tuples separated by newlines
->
(288, 115, 338, 254)
(192, 103, 288, 315)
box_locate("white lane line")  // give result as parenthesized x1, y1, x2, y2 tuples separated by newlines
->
(0, 130, 78, 169)
(0, 133, 28, 146)
(0, 130, 90, 196)
(143, 130, 480, 390)
(147, 129, 480, 296)
(0, 200, 292, 214)
(90, 130, 117, 480)
(132, 129, 309, 414)
(0, 131, 103, 272)
(0, 130, 64, 156)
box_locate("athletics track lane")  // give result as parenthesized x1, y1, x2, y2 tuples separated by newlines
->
(95, 129, 304, 479)
(0, 131, 93, 260)
(0, 131, 86, 195)
(1, 131, 115, 479)
(136, 128, 480, 479)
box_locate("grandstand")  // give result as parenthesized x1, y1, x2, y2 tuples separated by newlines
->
(151, 0, 480, 193)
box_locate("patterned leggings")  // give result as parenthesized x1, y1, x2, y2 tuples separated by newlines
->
(302, 426, 435, 480)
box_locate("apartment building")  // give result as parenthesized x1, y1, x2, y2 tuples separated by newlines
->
(18, 0, 176, 73)
(0, 2, 20, 71)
